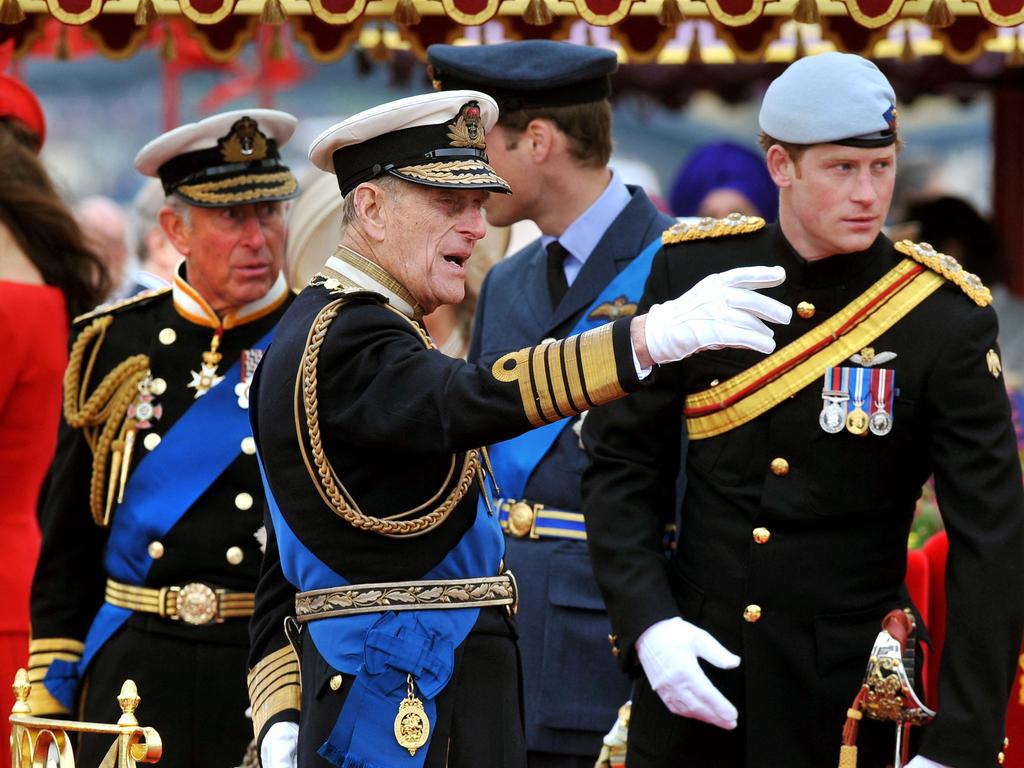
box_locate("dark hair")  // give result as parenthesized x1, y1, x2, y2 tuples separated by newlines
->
(0, 119, 110, 318)
(498, 101, 612, 168)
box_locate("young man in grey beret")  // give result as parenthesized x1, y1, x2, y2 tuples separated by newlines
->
(582, 52, 1024, 768)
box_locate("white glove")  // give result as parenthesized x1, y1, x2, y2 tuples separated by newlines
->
(905, 757, 954, 768)
(645, 266, 791, 364)
(46, 742, 60, 768)
(636, 616, 740, 730)
(260, 721, 299, 768)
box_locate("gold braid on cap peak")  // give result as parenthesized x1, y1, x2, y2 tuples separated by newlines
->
(662, 213, 766, 245)
(895, 240, 992, 307)
(63, 315, 150, 527)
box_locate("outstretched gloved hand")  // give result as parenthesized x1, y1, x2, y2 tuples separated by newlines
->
(643, 265, 790, 365)
(261, 721, 299, 768)
(636, 616, 741, 730)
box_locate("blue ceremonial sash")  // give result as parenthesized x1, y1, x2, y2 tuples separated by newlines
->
(44, 326, 276, 709)
(259, 452, 504, 768)
(483, 236, 661, 505)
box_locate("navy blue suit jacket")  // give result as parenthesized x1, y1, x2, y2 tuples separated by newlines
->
(469, 186, 675, 756)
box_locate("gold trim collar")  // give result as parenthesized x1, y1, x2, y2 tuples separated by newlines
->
(324, 246, 423, 320)
(172, 269, 289, 330)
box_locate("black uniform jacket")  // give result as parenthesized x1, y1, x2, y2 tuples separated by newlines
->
(581, 224, 1024, 768)
(247, 261, 640, 751)
(29, 283, 292, 717)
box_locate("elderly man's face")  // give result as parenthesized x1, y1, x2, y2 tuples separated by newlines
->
(167, 201, 286, 317)
(779, 144, 896, 261)
(382, 184, 488, 314)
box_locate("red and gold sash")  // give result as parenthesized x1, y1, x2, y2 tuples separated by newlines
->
(684, 258, 945, 440)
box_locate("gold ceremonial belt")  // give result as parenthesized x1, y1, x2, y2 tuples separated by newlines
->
(294, 573, 519, 622)
(104, 578, 255, 626)
(497, 498, 587, 541)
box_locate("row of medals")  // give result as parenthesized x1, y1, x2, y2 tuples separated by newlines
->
(819, 392, 893, 437)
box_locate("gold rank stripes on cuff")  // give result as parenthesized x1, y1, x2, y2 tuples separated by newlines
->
(104, 578, 255, 626)
(492, 323, 625, 428)
(26, 638, 84, 716)
(247, 645, 301, 741)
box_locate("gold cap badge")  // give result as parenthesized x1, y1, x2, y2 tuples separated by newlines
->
(219, 116, 269, 163)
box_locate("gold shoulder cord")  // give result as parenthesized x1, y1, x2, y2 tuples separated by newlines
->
(63, 315, 150, 527)
(294, 297, 481, 538)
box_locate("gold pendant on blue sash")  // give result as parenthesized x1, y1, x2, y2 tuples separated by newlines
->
(395, 674, 430, 756)
(189, 330, 224, 398)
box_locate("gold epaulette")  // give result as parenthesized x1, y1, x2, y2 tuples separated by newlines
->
(247, 645, 301, 740)
(895, 240, 992, 307)
(72, 286, 170, 326)
(26, 637, 85, 716)
(661, 213, 766, 245)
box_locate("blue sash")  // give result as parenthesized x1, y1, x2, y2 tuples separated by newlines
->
(44, 327, 276, 709)
(483, 236, 661, 505)
(259, 453, 504, 768)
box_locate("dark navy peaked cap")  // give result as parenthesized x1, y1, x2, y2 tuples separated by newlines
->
(426, 40, 618, 113)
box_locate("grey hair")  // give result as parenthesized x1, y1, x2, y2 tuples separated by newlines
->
(339, 175, 406, 233)
(163, 193, 193, 228)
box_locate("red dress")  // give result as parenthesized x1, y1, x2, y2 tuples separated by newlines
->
(0, 281, 67, 762)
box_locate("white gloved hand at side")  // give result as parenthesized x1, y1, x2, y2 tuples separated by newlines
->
(645, 266, 791, 364)
(260, 721, 299, 768)
(46, 742, 60, 768)
(905, 757, 955, 768)
(636, 616, 741, 730)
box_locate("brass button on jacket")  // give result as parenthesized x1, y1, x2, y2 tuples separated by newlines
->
(743, 604, 762, 623)
(770, 458, 790, 477)
(796, 301, 816, 319)
(752, 527, 771, 545)
(148, 541, 165, 559)
(329, 674, 343, 691)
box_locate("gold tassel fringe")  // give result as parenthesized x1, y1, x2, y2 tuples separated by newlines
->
(792, 0, 819, 23)
(657, 0, 684, 26)
(55, 24, 69, 60)
(687, 27, 702, 63)
(160, 22, 176, 59)
(923, 0, 953, 27)
(900, 24, 915, 63)
(267, 24, 284, 58)
(393, 0, 421, 25)
(794, 26, 806, 58)
(523, 0, 552, 26)
(260, 0, 286, 25)
(0, 0, 26, 25)
(133, 0, 157, 26)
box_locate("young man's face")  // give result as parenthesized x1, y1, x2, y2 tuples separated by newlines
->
(378, 183, 489, 314)
(778, 143, 896, 261)
(167, 201, 286, 316)
(479, 124, 540, 228)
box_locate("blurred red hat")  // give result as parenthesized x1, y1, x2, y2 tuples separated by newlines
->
(0, 73, 46, 150)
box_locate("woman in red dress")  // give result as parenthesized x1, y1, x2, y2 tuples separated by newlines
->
(0, 75, 108, 764)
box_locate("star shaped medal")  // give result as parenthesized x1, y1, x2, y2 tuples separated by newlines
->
(189, 330, 225, 398)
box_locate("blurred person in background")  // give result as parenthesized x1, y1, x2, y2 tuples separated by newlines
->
(668, 141, 778, 222)
(75, 195, 130, 300)
(125, 178, 183, 294)
(906, 195, 1024, 382)
(0, 73, 108, 766)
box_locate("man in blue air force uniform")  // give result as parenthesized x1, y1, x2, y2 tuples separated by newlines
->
(426, 41, 676, 767)
(244, 90, 792, 768)
(28, 109, 299, 767)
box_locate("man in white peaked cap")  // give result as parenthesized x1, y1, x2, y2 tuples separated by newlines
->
(29, 108, 299, 768)
(245, 89, 791, 768)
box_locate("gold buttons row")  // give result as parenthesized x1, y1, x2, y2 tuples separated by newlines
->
(796, 301, 815, 319)
(148, 540, 245, 564)
(769, 457, 789, 477)
(743, 604, 762, 623)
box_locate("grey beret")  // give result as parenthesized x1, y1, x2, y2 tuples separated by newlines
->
(758, 52, 897, 148)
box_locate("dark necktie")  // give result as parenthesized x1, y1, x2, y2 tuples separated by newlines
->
(546, 240, 570, 309)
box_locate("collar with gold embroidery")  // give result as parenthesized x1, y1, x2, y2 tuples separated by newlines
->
(172, 268, 290, 330)
(323, 246, 423, 320)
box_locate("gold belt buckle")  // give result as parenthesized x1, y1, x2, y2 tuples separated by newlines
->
(170, 583, 220, 626)
(505, 501, 541, 539)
